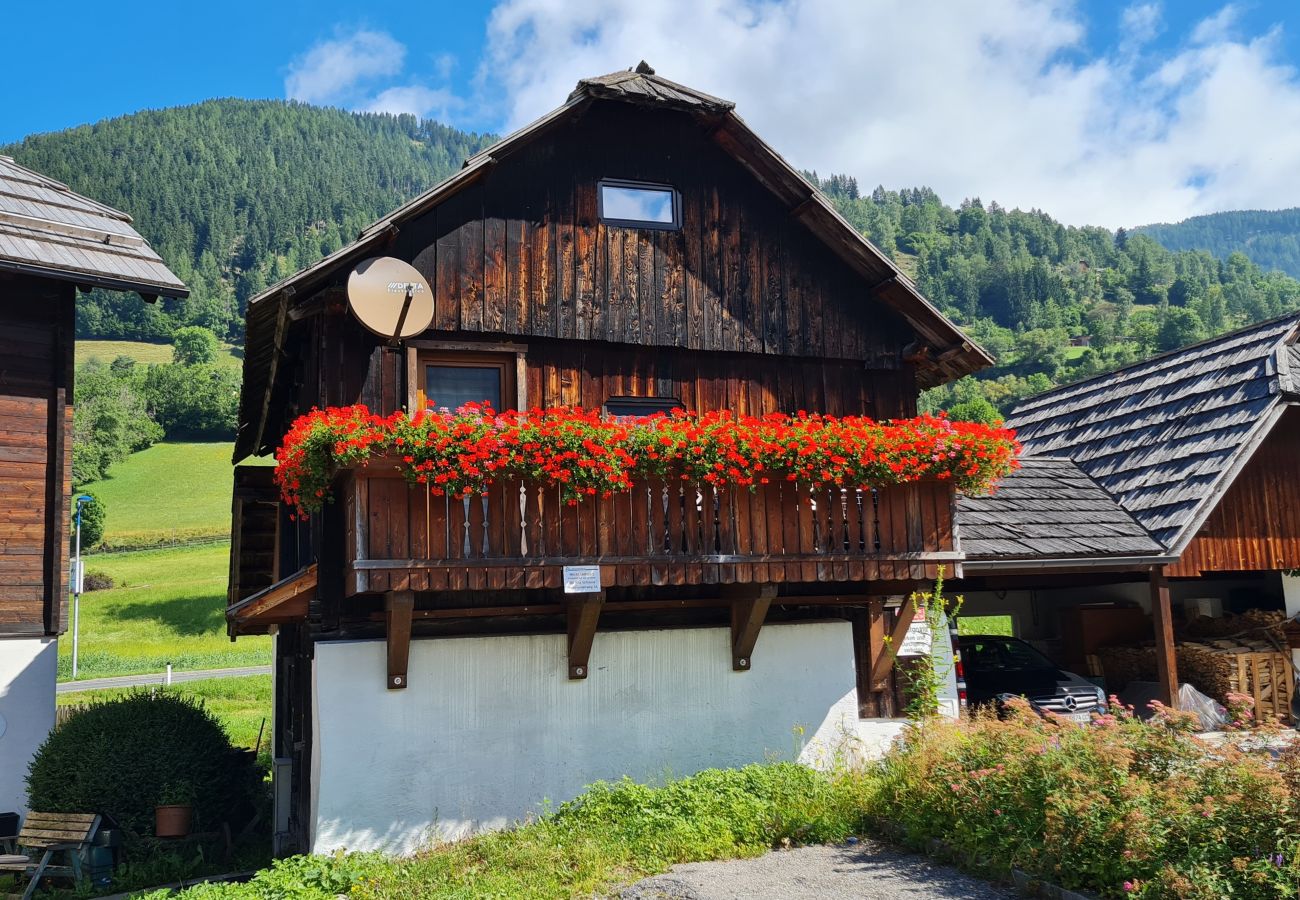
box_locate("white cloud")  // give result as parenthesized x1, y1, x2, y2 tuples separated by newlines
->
(285, 29, 407, 106)
(471, 0, 1300, 227)
(365, 85, 462, 120)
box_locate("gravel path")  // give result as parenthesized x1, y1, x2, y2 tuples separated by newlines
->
(57, 665, 270, 693)
(619, 840, 1015, 900)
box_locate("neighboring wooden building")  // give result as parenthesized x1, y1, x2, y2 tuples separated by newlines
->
(226, 65, 991, 855)
(0, 156, 186, 816)
(954, 313, 1300, 717)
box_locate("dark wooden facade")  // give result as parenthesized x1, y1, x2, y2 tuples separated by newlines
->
(228, 75, 988, 854)
(0, 274, 74, 638)
(1168, 409, 1300, 577)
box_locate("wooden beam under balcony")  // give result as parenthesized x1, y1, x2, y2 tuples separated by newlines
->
(386, 590, 414, 690)
(566, 592, 604, 679)
(727, 584, 776, 671)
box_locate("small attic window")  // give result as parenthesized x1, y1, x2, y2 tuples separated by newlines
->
(598, 180, 680, 230)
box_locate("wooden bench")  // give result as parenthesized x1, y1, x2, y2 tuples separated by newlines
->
(0, 812, 100, 900)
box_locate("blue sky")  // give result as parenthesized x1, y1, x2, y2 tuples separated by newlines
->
(4, 1, 1300, 227)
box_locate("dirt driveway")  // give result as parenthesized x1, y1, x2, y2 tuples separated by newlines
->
(620, 840, 1015, 899)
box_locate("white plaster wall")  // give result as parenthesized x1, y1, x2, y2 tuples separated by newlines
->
(310, 622, 862, 855)
(0, 637, 57, 818)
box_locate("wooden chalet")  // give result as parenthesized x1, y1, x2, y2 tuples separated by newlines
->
(954, 313, 1300, 720)
(0, 155, 186, 816)
(226, 64, 992, 855)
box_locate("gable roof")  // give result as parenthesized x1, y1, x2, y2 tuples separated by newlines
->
(235, 66, 991, 460)
(957, 457, 1168, 570)
(1003, 313, 1300, 556)
(0, 155, 187, 298)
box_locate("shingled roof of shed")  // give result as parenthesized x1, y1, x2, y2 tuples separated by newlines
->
(1002, 313, 1300, 556)
(957, 457, 1167, 567)
(0, 155, 187, 298)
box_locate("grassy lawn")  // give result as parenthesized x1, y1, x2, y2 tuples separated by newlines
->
(957, 614, 1015, 636)
(79, 441, 271, 548)
(77, 338, 242, 370)
(60, 542, 270, 681)
(58, 675, 271, 750)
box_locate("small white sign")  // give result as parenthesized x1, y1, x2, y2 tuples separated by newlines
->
(897, 608, 933, 657)
(563, 565, 602, 594)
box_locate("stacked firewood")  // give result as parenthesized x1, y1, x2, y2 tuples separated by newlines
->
(1097, 639, 1294, 724)
(1184, 609, 1288, 646)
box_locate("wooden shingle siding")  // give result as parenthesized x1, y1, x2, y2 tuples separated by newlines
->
(0, 275, 74, 636)
(1169, 409, 1300, 576)
(389, 104, 911, 367)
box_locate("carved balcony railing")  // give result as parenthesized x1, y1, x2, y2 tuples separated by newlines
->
(341, 464, 960, 595)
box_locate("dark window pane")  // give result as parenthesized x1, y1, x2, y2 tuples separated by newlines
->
(605, 396, 683, 419)
(600, 183, 676, 225)
(425, 365, 501, 412)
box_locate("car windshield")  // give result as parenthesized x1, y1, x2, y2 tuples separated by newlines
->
(961, 637, 1058, 674)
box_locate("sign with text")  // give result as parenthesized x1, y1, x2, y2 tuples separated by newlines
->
(897, 607, 933, 657)
(562, 565, 602, 594)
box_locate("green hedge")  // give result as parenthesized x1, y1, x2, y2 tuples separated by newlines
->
(27, 692, 257, 836)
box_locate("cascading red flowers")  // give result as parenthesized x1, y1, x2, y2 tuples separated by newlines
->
(275, 403, 1020, 517)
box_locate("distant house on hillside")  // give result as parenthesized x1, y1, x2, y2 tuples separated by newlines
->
(0, 156, 186, 818)
(225, 64, 992, 856)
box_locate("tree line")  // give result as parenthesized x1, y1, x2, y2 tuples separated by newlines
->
(807, 174, 1300, 417)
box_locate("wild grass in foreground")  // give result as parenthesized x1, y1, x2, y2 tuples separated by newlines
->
(59, 676, 271, 751)
(136, 763, 863, 900)
(138, 704, 1300, 900)
(58, 543, 269, 681)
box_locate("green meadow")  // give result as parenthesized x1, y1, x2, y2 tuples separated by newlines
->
(60, 542, 270, 681)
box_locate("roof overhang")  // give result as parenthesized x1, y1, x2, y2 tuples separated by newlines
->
(0, 258, 189, 299)
(227, 564, 316, 636)
(960, 553, 1178, 575)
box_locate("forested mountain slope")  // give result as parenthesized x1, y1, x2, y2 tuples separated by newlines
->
(8, 100, 1300, 415)
(4, 100, 492, 341)
(1136, 209, 1300, 280)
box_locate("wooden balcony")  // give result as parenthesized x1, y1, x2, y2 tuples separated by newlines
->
(342, 463, 959, 596)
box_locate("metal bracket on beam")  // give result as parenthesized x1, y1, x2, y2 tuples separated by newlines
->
(727, 584, 777, 671)
(567, 592, 604, 679)
(385, 590, 414, 690)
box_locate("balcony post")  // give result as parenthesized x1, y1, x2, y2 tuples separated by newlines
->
(1149, 566, 1179, 708)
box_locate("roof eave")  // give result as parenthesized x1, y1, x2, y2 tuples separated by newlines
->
(961, 553, 1177, 574)
(0, 258, 189, 299)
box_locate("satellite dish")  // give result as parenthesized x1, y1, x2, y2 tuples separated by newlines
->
(346, 257, 434, 342)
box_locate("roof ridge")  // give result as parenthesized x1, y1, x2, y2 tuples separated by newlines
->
(0, 156, 134, 223)
(1011, 310, 1300, 417)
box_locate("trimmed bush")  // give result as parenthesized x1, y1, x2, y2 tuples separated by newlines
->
(27, 692, 255, 836)
(82, 570, 114, 591)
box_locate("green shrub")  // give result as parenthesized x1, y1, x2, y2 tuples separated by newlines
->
(26, 692, 256, 837)
(172, 326, 220, 365)
(864, 699, 1300, 898)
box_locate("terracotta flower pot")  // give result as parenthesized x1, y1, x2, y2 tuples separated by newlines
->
(154, 804, 193, 838)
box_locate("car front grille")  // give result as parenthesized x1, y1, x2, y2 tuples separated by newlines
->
(1030, 692, 1099, 714)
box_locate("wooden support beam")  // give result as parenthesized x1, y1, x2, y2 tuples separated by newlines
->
(566, 592, 604, 679)
(385, 590, 414, 690)
(727, 584, 777, 671)
(1149, 567, 1179, 707)
(870, 593, 917, 687)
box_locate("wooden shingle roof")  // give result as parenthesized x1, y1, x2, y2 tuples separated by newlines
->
(0, 156, 187, 297)
(957, 458, 1167, 568)
(1005, 313, 1300, 554)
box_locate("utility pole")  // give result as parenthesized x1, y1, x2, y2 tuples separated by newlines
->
(71, 494, 92, 680)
